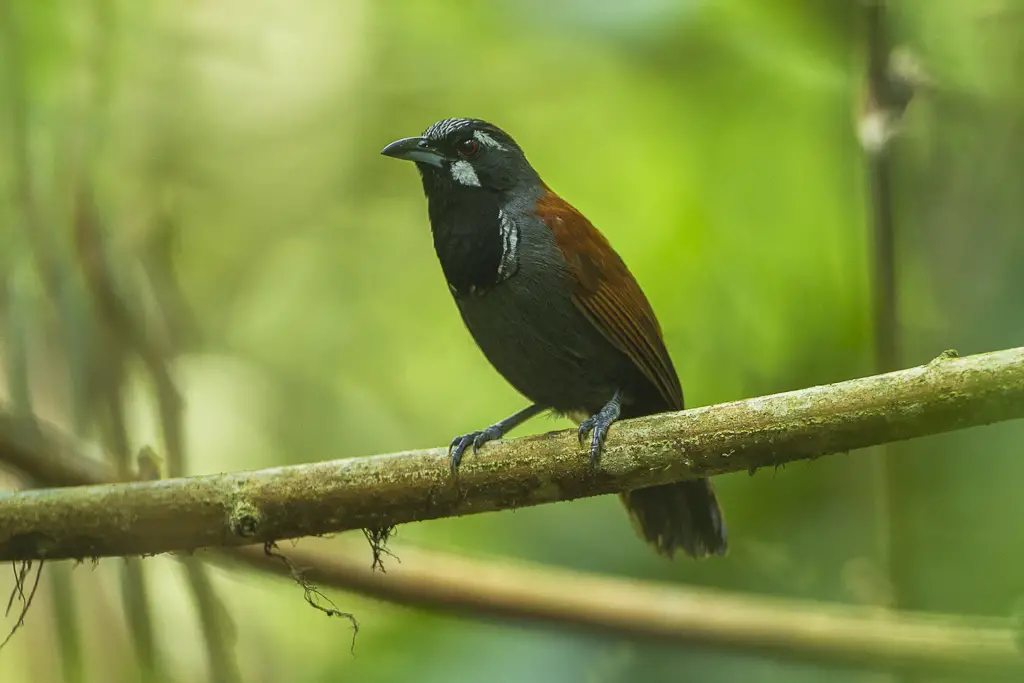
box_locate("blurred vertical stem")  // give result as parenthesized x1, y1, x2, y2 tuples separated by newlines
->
(49, 564, 84, 683)
(158, 345, 242, 683)
(863, 0, 897, 589)
(864, 0, 900, 376)
(151, 308, 241, 683)
(139, 4, 238, 678)
(181, 559, 240, 682)
(75, 1, 240, 674)
(81, 9, 162, 677)
(7, 268, 84, 683)
(3, 270, 34, 420)
(862, 0, 910, 656)
(103, 361, 163, 682)
(1, 5, 85, 682)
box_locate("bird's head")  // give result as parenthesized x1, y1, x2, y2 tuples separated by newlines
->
(381, 118, 539, 198)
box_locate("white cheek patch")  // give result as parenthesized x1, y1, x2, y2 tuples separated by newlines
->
(450, 159, 480, 187)
(473, 130, 506, 150)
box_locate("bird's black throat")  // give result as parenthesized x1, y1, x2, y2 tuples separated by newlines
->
(419, 171, 505, 295)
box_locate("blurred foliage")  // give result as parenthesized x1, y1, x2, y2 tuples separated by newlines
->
(1, 0, 1023, 681)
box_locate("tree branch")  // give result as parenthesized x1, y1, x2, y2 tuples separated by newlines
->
(219, 542, 1022, 678)
(1, 347, 1023, 562)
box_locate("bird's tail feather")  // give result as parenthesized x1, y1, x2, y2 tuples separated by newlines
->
(620, 478, 727, 558)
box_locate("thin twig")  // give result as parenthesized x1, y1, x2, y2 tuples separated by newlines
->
(263, 542, 358, 653)
(1, 347, 1024, 562)
(6, 561, 29, 616)
(0, 560, 43, 650)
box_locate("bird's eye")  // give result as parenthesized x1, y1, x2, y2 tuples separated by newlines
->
(456, 137, 479, 158)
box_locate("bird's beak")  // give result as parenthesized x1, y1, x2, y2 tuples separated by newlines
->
(380, 136, 445, 167)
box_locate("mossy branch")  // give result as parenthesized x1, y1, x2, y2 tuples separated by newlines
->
(2, 347, 1024, 562)
(2, 348, 1024, 675)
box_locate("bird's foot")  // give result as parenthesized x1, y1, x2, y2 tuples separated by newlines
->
(448, 425, 502, 475)
(446, 405, 545, 476)
(577, 391, 622, 470)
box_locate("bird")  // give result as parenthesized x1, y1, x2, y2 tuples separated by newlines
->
(381, 118, 727, 558)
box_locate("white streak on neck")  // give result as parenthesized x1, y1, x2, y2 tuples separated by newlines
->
(497, 208, 519, 280)
(450, 159, 480, 186)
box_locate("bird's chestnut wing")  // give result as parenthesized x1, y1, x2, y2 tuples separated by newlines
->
(536, 189, 683, 410)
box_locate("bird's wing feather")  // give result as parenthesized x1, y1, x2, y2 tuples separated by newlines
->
(536, 188, 683, 410)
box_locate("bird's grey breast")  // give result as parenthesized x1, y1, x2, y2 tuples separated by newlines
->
(454, 202, 623, 410)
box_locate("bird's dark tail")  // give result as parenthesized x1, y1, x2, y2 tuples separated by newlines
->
(620, 478, 727, 558)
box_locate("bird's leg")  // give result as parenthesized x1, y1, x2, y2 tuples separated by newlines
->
(577, 390, 622, 469)
(448, 404, 545, 475)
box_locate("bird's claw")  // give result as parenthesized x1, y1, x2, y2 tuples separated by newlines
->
(577, 420, 591, 447)
(577, 415, 610, 471)
(578, 393, 622, 471)
(447, 425, 502, 475)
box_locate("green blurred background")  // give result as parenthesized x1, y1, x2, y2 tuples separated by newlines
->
(1, 0, 1023, 681)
